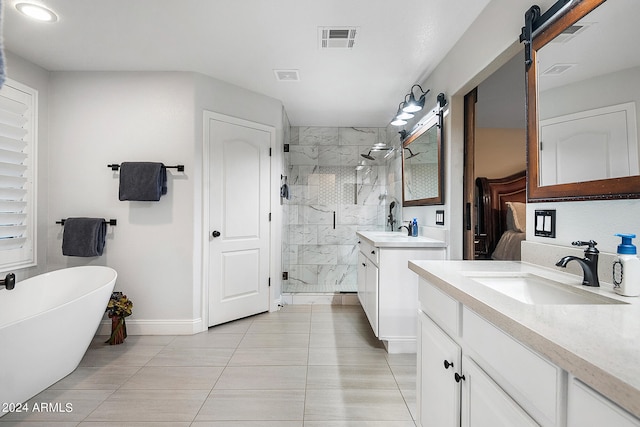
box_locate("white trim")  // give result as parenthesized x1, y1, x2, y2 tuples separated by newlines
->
(0, 78, 38, 271)
(201, 111, 277, 329)
(97, 318, 204, 336)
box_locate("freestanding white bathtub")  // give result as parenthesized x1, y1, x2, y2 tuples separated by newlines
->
(0, 266, 117, 415)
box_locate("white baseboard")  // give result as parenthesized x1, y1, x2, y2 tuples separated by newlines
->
(383, 338, 417, 354)
(98, 317, 204, 336)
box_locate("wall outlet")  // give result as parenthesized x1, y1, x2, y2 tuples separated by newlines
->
(436, 210, 445, 225)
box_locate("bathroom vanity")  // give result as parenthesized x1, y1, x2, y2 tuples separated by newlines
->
(356, 231, 446, 353)
(410, 260, 640, 427)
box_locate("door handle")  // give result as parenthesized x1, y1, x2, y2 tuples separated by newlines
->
(212, 230, 221, 238)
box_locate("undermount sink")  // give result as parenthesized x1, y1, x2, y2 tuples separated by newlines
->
(461, 271, 626, 305)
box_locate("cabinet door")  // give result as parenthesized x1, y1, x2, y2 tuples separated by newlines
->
(461, 355, 539, 427)
(365, 261, 379, 337)
(417, 311, 461, 427)
(357, 251, 367, 309)
(568, 377, 640, 427)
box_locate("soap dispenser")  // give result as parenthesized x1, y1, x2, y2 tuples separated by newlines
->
(613, 233, 640, 296)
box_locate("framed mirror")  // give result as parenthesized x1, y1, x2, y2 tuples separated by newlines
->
(402, 110, 444, 206)
(524, 0, 640, 201)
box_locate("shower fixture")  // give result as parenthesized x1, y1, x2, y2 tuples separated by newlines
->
(361, 150, 376, 161)
(404, 147, 421, 159)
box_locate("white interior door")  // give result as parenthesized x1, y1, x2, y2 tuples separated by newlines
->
(539, 103, 639, 186)
(207, 114, 271, 327)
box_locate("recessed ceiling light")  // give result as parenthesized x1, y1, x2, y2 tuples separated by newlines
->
(15, 3, 58, 22)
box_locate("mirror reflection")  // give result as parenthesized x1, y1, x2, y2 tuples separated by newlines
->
(535, 0, 640, 187)
(402, 119, 443, 206)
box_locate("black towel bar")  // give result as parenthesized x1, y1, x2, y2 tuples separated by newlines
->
(57, 219, 117, 226)
(108, 164, 185, 172)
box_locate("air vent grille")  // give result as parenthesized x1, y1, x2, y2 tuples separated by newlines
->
(542, 63, 575, 76)
(551, 22, 593, 44)
(319, 27, 358, 49)
(274, 69, 300, 82)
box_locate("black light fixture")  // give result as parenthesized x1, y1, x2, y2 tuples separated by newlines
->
(403, 85, 430, 113)
(395, 101, 414, 121)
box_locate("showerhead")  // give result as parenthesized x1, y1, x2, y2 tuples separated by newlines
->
(389, 201, 396, 213)
(404, 147, 421, 160)
(361, 150, 376, 161)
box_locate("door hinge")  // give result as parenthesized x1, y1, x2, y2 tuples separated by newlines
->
(284, 143, 290, 152)
(268, 277, 271, 287)
(269, 147, 272, 156)
(269, 212, 272, 221)
(282, 271, 288, 280)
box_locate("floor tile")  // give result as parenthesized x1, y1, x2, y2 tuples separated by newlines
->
(306, 365, 398, 389)
(120, 366, 223, 390)
(238, 333, 309, 348)
(307, 347, 390, 366)
(146, 347, 235, 367)
(167, 333, 244, 349)
(304, 388, 413, 421)
(79, 345, 165, 368)
(10, 303, 417, 425)
(48, 366, 140, 390)
(195, 390, 305, 421)
(85, 390, 207, 423)
(214, 366, 306, 390)
(228, 347, 309, 366)
(309, 332, 384, 349)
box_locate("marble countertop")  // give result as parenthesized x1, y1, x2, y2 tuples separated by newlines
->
(356, 231, 447, 248)
(408, 260, 640, 418)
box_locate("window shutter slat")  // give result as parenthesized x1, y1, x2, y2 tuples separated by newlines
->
(0, 80, 35, 265)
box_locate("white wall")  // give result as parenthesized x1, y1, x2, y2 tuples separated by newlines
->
(43, 70, 283, 334)
(47, 72, 199, 332)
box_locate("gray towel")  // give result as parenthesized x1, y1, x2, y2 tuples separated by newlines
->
(62, 218, 107, 257)
(118, 162, 167, 201)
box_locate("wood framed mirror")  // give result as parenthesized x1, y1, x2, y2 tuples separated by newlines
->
(524, 0, 640, 202)
(402, 102, 444, 206)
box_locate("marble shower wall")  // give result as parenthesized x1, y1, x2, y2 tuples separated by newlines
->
(283, 127, 389, 293)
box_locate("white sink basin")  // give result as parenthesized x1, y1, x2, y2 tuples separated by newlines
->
(462, 272, 626, 305)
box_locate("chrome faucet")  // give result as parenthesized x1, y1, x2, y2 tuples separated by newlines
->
(0, 272, 16, 290)
(555, 241, 600, 287)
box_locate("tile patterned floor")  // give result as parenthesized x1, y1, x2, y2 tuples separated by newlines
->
(0, 304, 417, 426)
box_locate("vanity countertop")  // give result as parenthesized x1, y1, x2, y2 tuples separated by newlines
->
(357, 231, 447, 248)
(408, 260, 640, 418)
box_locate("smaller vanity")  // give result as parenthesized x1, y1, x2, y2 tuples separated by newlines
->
(356, 230, 446, 353)
(410, 260, 640, 427)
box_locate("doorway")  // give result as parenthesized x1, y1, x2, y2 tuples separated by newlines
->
(463, 54, 527, 260)
(204, 112, 274, 327)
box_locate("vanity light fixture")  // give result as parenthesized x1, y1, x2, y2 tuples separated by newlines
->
(390, 85, 431, 126)
(394, 102, 414, 121)
(403, 85, 430, 113)
(15, 2, 58, 22)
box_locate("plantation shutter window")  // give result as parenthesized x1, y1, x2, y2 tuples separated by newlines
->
(0, 80, 37, 269)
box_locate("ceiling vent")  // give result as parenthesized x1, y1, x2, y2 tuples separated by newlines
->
(542, 63, 576, 76)
(274, 69, 300, 82)
(318, 27, 358, 49)
(551, 22, 592, 44)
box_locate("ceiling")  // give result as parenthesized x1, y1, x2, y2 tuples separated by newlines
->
(2, 0, 491, 127)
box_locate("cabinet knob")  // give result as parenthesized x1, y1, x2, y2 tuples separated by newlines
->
(443, 360, 454, 370)
(454, 373, 466, 383)
(212, 230, 221, 238)
(371, 250, 376, 255)
(362, 263, 367, 267)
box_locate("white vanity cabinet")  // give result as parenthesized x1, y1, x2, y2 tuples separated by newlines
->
(568, 377, 640, 427)
(417, 278, 550, 427)
(356, 232, 446, 353)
